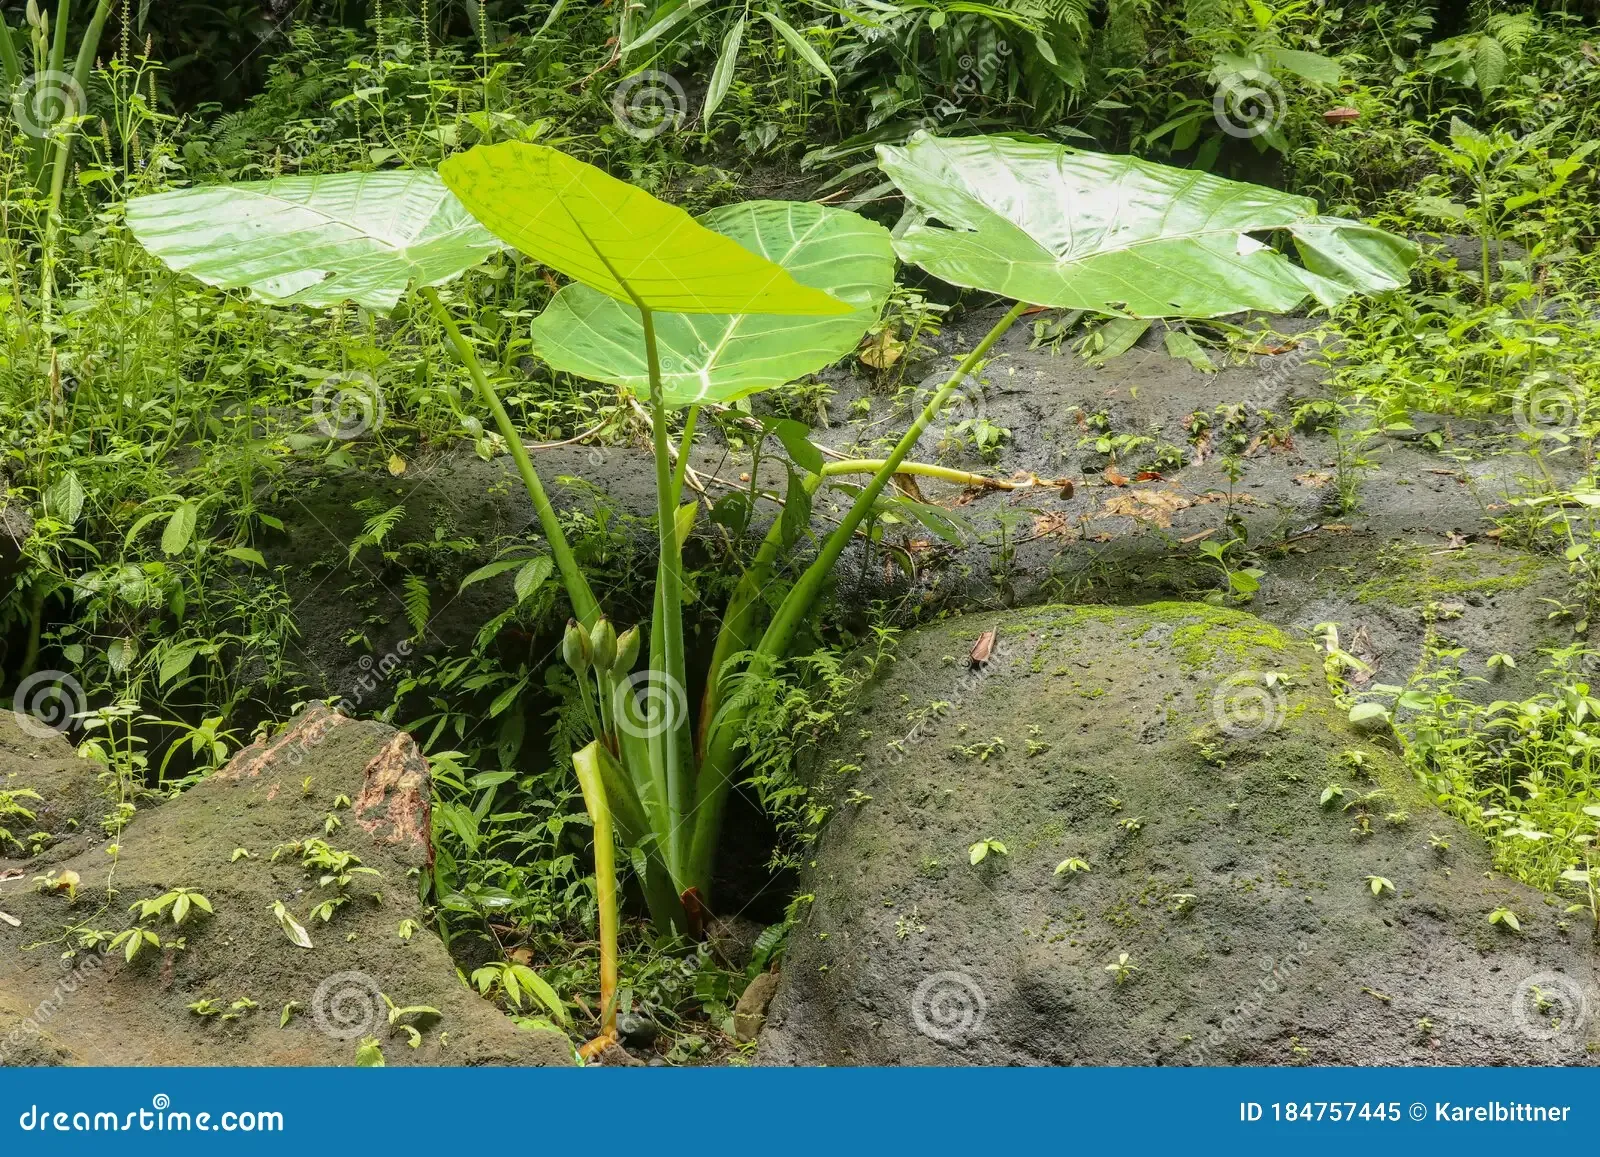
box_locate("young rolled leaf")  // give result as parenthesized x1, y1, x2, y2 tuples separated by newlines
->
(530, 201, 894, 406)
(124, 170, 505, 313)
(877, 131, 1416, 317)
(438, 142, 852, 316)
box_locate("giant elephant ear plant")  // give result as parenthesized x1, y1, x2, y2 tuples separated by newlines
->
(124, 132, 1414, 1050)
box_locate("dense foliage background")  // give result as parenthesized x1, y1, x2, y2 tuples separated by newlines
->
(6, 0, 1600, 1058)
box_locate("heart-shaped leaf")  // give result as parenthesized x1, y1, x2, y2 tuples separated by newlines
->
(877, 132, 1415, 317)
(439, 142, 852, 316)
(124, 170, 505, 313)
(529, 200, 893, 406)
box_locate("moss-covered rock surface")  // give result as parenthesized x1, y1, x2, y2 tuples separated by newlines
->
(758, 603, 1598, 1066)
(0, 707, 571, 1067)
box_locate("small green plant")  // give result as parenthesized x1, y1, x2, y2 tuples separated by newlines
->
(470, 961, 570, 1026)
(968, 838, 1008, 866)
(129, 887, 214, 927)
(274, 839, 380, 922)
(109, 927, 179, 963)
(1488, 906, 1522, 933)
(1365, 875, 1395, 897)
(1053, 857, 1090, 876)
(1105, 952, 1137, 985)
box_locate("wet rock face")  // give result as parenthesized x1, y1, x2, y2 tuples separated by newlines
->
(756, 604, 1599, 1066)
(265, 303, 1578, 718)
(0, 707, 570, 1067)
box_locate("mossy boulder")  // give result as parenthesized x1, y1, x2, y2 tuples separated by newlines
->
(0, 706, 571, 1067)
(757, 603, 1599, 1066)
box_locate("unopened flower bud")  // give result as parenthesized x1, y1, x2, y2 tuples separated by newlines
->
(613, 626, 640, 674)
(562, 619, 591, 674)
(589, 618, 617, 672)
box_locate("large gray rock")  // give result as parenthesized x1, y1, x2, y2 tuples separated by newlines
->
(758, 604, 1599, 1066)
(0, 707, 571, 1067)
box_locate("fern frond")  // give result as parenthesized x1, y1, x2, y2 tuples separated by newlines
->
(402, 575, 430, 640)
(347, 503, 406, 563)
(1484, 11, 1536, 55)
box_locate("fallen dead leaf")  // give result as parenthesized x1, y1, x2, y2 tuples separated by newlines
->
(1032, 511, 1074, 538)
(1103, 466, 1130, 487)
(858, 329, 904, 370)
(1294, 471, 1334, 487)
(970, 630, 997, 668)
(1101, 487, 1192, 527)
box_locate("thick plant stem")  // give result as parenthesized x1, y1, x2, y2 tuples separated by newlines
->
(421, 286, 600, 626)
(669, 404, 699, 509)
(38, 0, 117, 317)
(820, 459, 1048, 489)
(683, 299, 1032, 891)
(572, 742, 619, 1043)
(642, 307, 691, 877)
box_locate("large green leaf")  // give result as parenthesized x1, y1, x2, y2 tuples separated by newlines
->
(877, 132, 1416, 318)
(529, 201, 893, 406)
(438, 142, 851, 317)
(124, 170, 505, 313)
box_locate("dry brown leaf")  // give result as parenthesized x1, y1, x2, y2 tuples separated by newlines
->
(1032, 512, 1074, 538)
(858, 329, 904, 370)
(1101, 487, 1192, 528)
(1294, 471, 1334, 487)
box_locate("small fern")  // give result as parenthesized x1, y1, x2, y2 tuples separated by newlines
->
(401, 575, 430, 641)
(347, 502, 406, 563)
